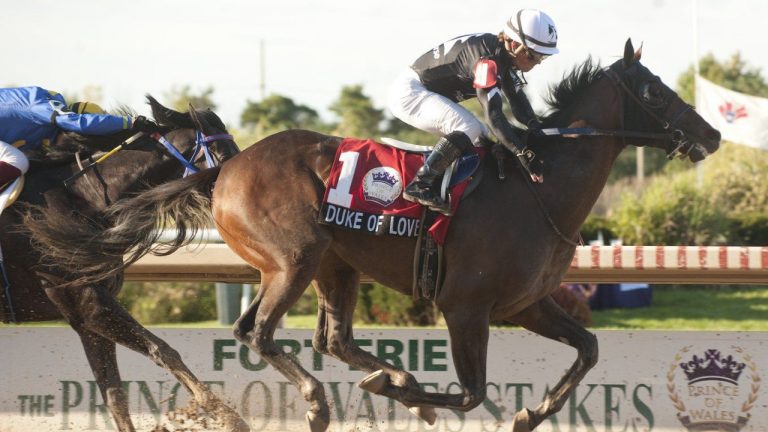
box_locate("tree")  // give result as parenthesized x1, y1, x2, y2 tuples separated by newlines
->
(608, 146, 669, 183)
(240, 94, 323, 133)
(329, 85, 383, 138)
(381, 116, 434, 146)
(677, 52, 768, 105)
(609, 142, 768, 246)
(164, 84, 217, 111)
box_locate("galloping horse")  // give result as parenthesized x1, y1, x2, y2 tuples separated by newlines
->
(30, 40, 720, 431)
(10, 98, 248, 431)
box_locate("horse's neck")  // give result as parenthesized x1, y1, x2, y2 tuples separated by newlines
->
(68, 150, 160, 210)
(538, 80, 625, 236)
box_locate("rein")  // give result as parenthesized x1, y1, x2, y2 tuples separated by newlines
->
(63, 129, 233, 200)
(534, 67, 694, 159)
(514, 160, 581, 247)
(535, 126, 672, 141)
(515, 64, 693, 248)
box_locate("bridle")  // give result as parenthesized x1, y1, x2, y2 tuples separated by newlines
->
(65, 128, 234, 204)
(603, 64, 698, 160)
(517, 62, 701, 248)
(534, 64, 701, 160)
(151, 129, 234, 177)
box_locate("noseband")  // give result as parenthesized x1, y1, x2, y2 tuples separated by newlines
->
(151, 130, 234, 176)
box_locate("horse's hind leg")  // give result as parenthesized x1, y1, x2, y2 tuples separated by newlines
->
(353, 303, 491, 418)
(233, 246, 331, 432)
(311, 252, 436, 424)
(46, 285, 249, 432)
(507, 295, 599, 432)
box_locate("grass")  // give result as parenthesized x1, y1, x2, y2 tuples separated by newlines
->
(590, 286, 768, 330)
(4, 286, 767, 331)
(287, 286, 768, 331)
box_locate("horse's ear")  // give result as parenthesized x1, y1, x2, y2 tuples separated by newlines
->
(188, 103, 212, 133)
(623, 38, 635, 68)
(147, 95, 193, 128)
(634, 42, 643, 62)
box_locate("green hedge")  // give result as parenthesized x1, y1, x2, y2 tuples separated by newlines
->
(119, 282, 216, 324)
(607, 143, 768, 246)
(289, 283, 438, 327)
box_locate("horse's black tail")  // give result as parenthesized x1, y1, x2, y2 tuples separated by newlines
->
(23, 166, 222, 288)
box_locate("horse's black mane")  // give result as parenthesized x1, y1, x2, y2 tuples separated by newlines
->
(541, 57, 604, 125)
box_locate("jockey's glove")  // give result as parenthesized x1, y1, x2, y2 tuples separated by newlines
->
(132, 115, 158, 133)
(526, 118, 543, 131)
(515, 149, 544, 183)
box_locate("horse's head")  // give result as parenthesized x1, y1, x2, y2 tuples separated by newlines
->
(147, 95, 240, 173)
(608, 39, 721, 162)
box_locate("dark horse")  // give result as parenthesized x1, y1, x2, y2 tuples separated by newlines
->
(9, 98, 249, 431)
(29, 40, 721, 431)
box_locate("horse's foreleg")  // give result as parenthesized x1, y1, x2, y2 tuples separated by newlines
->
(234, 268, 331, 432)
(508, 295, 599, 432)
(78, 330, 134, 432)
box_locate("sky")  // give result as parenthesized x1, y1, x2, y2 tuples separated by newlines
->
(3, 0, 767, 128)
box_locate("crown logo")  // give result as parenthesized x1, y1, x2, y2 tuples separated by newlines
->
(371, 171, 398, 187)
(680, 349, 746, 385)
(362, 167, 402, 207)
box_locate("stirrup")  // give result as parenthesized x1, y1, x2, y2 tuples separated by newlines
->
(427, 199, 452, 216)
(406, 193, 452, 216)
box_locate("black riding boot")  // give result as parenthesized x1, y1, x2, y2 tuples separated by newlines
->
(403, 132, 472, 215)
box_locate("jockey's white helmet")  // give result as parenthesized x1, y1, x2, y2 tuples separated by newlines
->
(503, 9, 559, 56)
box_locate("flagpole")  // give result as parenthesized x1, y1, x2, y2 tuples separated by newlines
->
(692, 0, 705, 187)
(693, 0, 700, 76)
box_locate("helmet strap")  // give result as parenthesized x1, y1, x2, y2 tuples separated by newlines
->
(512, 43, 526, 58)
(516, 10, 528, 50)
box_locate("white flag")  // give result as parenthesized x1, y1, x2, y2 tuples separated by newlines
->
(695, 75, 768, 150)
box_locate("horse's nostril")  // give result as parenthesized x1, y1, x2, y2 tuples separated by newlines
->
(707, 128, 722, 142)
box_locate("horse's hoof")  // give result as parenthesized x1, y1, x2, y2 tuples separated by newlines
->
(358, 369, 389, 394)
(511, 408, 533, 432)
(306, 411, 329, 432)
(221, 413, 250, 432)
(409, 406, 437, 425)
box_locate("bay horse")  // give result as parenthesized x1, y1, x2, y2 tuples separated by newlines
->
(10, 98, 248, 431)
(29, 40, 720, 431)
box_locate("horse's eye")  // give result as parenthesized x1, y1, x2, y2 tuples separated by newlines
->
(641, 82, 665, 107)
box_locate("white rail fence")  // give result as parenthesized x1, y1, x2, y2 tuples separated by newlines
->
(126, 244, 768, 284)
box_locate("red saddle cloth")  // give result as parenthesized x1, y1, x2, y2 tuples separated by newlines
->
(319, 138, 471, 244)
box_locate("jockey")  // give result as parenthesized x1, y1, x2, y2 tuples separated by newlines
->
(388, 9, 559, 214)
(0, 86, 156, 188)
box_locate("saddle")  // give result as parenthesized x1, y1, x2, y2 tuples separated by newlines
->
(379, 137, 484, 301)
(0, 176, 24, 210)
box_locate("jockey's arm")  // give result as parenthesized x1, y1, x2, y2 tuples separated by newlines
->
(53, 112, 133, 135)
(476, 86, 526, 153)
(499, 71, 541, 130)
(477, 85, 544, 183)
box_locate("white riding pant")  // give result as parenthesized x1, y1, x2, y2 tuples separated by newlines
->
(387, 68, 488, 147)
(0, 141, 28, 174)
